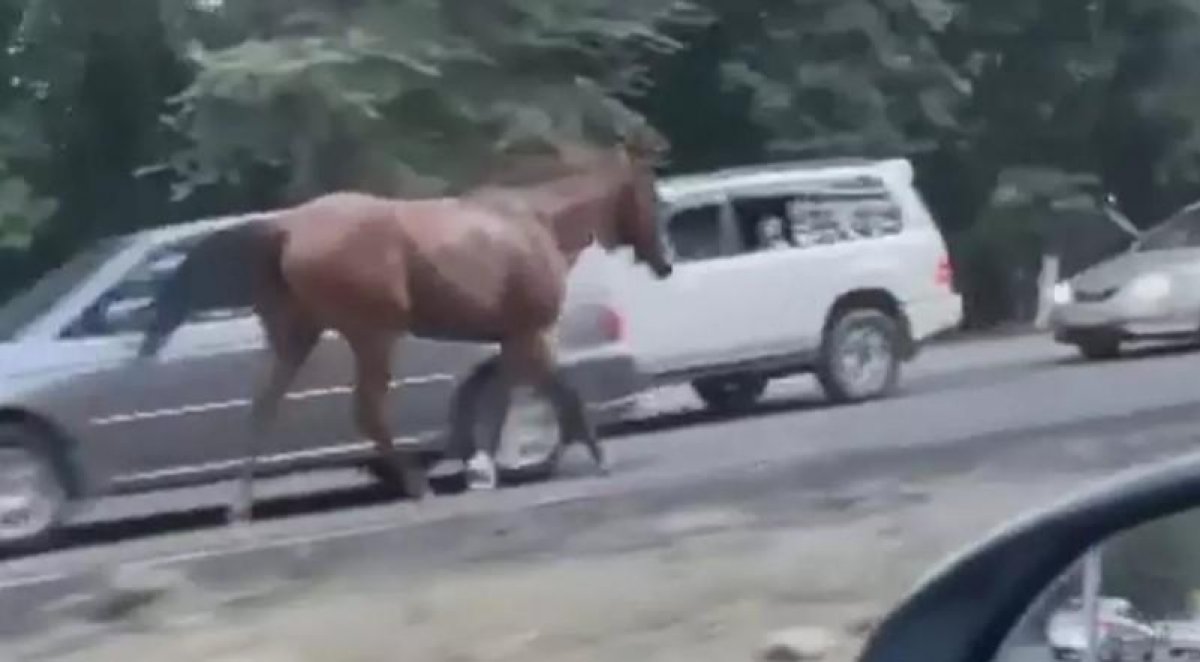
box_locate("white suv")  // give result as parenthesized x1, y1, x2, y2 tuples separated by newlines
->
(610, 157, 963, 411)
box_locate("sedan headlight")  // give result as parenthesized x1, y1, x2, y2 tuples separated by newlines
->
(1124, 272, 1173, 301)
(1052, 281, 1073, 305)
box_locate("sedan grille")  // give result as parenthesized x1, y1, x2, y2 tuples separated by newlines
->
(1075, 287, 1117, 303)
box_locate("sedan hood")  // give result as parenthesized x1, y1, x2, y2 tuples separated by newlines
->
(1072, 249, 1200, 293)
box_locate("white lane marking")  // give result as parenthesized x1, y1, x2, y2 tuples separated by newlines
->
(111, 432, 447, 484)
(90, 374, 455, 426)
(0, 570, 70, 590)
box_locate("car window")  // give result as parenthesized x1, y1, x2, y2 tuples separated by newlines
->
(730, 178, 903, 253)
(63, 236, 250, 339)
(731, 194, 798, 252)
(665, 203, 729, 262)
(0, 237, 130, 342)
(1134, 206, 1200, 252)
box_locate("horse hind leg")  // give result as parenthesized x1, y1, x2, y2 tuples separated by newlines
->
(349, 334, 430, 500)
(231, 309, 320, 530)
(544, 372, 606, 474)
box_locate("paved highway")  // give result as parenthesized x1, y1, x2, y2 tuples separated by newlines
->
(6, 332, 1200, 599)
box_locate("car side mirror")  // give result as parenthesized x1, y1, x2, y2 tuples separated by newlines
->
(858, 451, 1200, 662)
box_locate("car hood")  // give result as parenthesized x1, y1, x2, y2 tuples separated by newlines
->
(1071, 249, 1200, 293)
(1160, 621, 1200, 645)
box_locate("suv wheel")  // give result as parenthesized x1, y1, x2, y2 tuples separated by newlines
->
(816, 308, 902, 403)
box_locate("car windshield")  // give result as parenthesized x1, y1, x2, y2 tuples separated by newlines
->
(1133, 205, 1200, 252)
(0, 238, 126, 342)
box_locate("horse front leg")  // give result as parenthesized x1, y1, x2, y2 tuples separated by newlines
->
(543, 373, 607, 475)
(520, 331, 607, 475)
(234, 316, 319, 530)
(350, 335, 430, 500)
(472, 330, 606, 488)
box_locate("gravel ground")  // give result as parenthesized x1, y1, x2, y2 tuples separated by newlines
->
(14, 390, 1200, 662)
(5, 466, 1111, 662)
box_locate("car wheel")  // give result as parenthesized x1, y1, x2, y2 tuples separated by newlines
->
(0, 424, 68, 555)
(1078, 337, 1121, 361)
(453, 371, 566, 486)
(484, 382, 566, 485)
(816, 308, 901, 404)
(691, 375, 768, 412)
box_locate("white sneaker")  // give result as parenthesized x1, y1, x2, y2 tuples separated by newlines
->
(466, 452, 498, 491)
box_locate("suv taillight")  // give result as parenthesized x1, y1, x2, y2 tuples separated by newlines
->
(935, 256, 954, 290)
(600, 305, 624, 342)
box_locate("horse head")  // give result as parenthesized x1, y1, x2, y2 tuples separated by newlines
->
(482, 133, 674, 280)
(612, 126, 673, 280)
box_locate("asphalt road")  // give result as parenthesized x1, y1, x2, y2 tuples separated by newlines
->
(6, 332, 1200, 604)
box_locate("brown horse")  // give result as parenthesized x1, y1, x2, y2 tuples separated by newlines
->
(136, 136, 673, 527)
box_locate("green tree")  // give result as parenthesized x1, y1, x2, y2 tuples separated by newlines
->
(717, 0, 968, 160)
(152, 0, 709, 202)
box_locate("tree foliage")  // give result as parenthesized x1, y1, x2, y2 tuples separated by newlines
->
(152, 0, 709, 201)
(8, 0, 1200, 325)
(718, 0, 969, 159)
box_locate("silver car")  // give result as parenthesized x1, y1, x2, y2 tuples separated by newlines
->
(1155, 620, 1200, 660)
(1051, 200, 1200, 360)
(0, 213, 646, 552)
(1046, 597, 1157, 662)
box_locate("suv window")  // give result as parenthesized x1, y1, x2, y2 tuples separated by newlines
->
(64, 236, 250, 338)
(731, 178, 903, 252)
(731, 195, 797, 252)
(665, 203, 728, 262)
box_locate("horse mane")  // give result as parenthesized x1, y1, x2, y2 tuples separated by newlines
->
(471, 141, 616, 190)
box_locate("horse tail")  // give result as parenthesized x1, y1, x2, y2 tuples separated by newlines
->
(138, 219, 286, 358)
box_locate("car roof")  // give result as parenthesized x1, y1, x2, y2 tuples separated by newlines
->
(128, 210, 281, 247)
(656, 157, 913, 201)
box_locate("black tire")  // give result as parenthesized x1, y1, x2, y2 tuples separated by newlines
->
(1078, 337, 1121, 361)
(691, 375, 768, 412)
(816, 308, 902, 404)
(0, 424, 69, 556)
